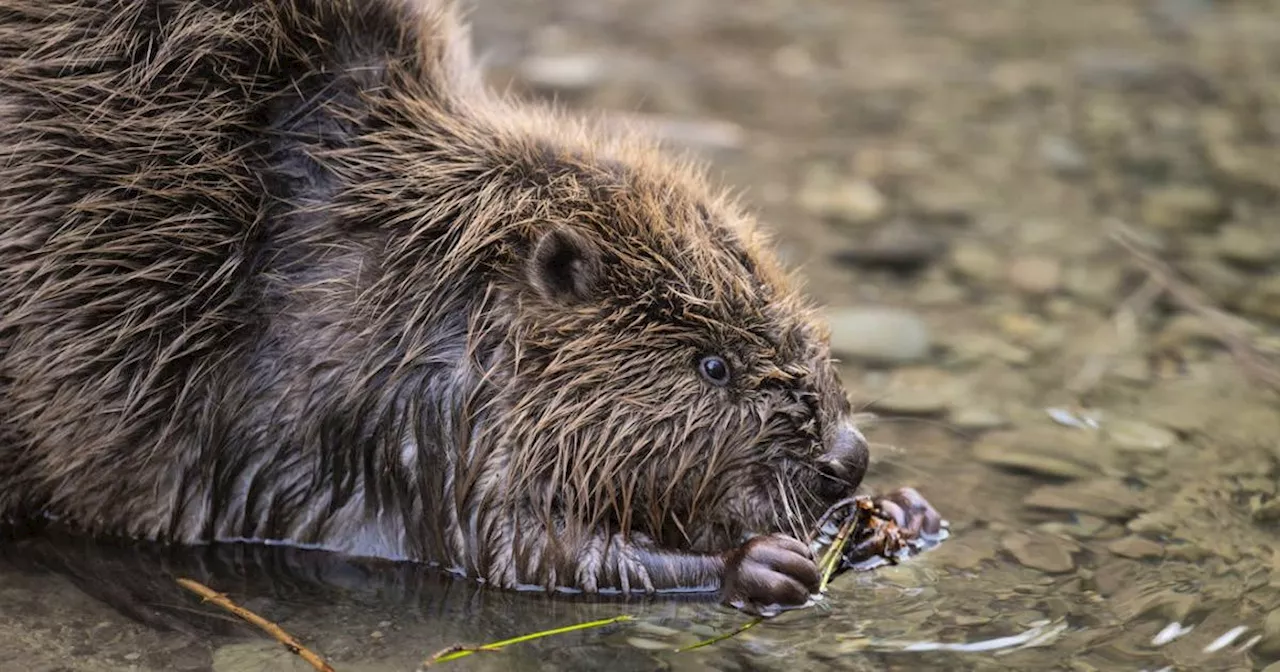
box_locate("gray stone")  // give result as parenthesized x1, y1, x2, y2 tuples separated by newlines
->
(519, 53, 608, 91)
(1023, 479, 1145, 519)
(213, 642, 310, 672)
(1140, 185, 1227, 231)
(798, 167, 887, 225)
(1104, 419, 1179, 452)
(1038, 135, 1088, 175)
(1008, 256, 1063, 296)
(1107, 535, 1164, 559)
(950, 242, 1004, 284)
(973, 427, 1114, 479)
(827, 307, 932, 363)
(1216, 223, 1280, 266)
(1002, 532, 1078, 574)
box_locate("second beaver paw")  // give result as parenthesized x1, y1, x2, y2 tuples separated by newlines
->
(721, 534, 821, 616)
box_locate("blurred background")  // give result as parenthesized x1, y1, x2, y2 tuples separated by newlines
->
(4, 1, 1280, 670)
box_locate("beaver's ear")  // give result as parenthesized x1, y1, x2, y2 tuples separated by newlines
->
(528, 226, 601, 304)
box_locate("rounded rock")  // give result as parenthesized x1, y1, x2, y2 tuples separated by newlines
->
(1008, 256, 1063, 296)
(827, 307, 932, 364)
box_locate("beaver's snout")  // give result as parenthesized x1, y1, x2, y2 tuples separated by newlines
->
(815, 422, 870, 500)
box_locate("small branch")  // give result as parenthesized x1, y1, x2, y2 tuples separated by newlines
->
(176, 578, 336, 672)
(672, 618, 763, 653)
(1110, 226, 1280, 392)
(419, 615, 634, 668)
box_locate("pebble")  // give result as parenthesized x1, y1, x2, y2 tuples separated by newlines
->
(1008, 256, 1063, 296)
(1107, 535, 1164, 559)
(1104, 419, 1178, 452)
(909, 178, 980, 224)
(1254, 609, 1280, 658)
(212, 642, 297, 672)
(949, 406, 1010, 430)
(972, 427, 1113, 479)
(946, 332, 1034, 365)
(1073, 49, 1168, 88)
(1038, 135, 1089, 176)
(1241, 275, 1280, 322)
(1252, 498, 1280, 525)
(1127, 511, 1176, 535)
(1140, 185, 1226, 231)
(863, 367, 958, 415)
(950, 242, 1004, 284)
(797, 167, 887, 225)
(1063, 264, 1123, 306)
(1216, 223, 1280, 266)
(519, 53, 608, 91)
(1002, 532, 1078, 574)
(1022, 479, 1145, 519)
(831, 221, 944, 272)
(827, 307, 932, 363)
(626, 636, 673, 651)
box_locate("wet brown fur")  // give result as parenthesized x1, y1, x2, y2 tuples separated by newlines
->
(0, 0, 862, 594)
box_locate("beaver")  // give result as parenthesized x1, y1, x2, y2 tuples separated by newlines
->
(0, 0, 941, 615)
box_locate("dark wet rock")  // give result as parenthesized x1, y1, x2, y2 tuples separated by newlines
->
(831, 221, 945, 272)
(1023, 479, 1145, 519)
(1002, 532, 1078, 574)
(973, 427, 1115, 479)
(827, 307, 932, 363)
(1106, 536, 1164, 560)
(1140, 185, 1227, 231)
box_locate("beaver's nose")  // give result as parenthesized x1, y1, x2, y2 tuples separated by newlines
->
(815, 422, 870, 500)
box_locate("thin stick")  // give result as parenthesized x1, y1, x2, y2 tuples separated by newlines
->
(419, 615, 634, 668)
(176, 578, 336, 672)
(1110, 226, 1280, 392)
(672, 617, 763, 653)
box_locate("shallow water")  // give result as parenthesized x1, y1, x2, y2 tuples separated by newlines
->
(4, 0, 1280, 670)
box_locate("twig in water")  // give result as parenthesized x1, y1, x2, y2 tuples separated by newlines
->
(419, 615, 634, 668)
(1110, 225, 1280, 392)
(176, 578, 336, 672)
(672, 618, 763, 653)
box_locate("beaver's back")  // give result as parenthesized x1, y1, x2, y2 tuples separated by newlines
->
(0, 0, 474, 543)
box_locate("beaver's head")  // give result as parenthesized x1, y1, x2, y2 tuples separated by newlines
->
(470, 139, 868, 554)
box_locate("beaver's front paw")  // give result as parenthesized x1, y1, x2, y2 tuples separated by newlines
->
(721, 534, 820, 616)
(876, 486, 944, 540)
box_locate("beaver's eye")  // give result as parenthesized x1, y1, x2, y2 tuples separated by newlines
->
(698, 355, 731, 386)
